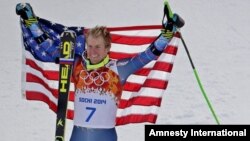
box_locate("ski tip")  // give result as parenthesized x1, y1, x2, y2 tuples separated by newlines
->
(163, 0, 171, 9)
(163, 0, 168, 4)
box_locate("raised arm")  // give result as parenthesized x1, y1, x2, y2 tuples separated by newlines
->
(117, 1, 184, 85)
(16, 3, 85, 63)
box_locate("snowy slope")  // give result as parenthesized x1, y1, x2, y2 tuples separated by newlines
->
(1, 0, 250, 141)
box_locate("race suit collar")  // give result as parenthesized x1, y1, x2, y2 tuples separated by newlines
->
(85, 55, 110, 71)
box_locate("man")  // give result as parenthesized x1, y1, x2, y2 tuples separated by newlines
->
(16, 3, 181, 141)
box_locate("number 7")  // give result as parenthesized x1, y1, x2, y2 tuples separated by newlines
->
(85, 107, 96, 122)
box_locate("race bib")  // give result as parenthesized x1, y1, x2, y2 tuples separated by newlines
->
(74, 90, 118, 128)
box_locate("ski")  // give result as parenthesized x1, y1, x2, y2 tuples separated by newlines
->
(55, 30, 76, 141)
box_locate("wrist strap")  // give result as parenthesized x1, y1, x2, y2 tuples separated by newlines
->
(34, 33, 49, 44)
(150, 44, 162, 56)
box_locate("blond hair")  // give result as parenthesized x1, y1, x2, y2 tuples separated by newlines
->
(85, 26, 111, 48)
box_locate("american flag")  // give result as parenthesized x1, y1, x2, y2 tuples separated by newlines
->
(20, 17, 180, 126)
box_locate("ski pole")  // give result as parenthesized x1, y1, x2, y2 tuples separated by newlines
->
(163, 0, 220, 124)
(179, 32, 220, 125)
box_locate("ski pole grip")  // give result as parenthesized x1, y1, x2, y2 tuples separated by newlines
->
(173, 13, 185, 28)
(163, 0, 185, 28)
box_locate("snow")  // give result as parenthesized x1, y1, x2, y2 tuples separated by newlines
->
(1, 0, 250, 140)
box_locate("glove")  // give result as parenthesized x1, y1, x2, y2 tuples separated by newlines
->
(161, 23, 175, 40)
(161, 13, 185, 40)
(16, 3, 38, 27)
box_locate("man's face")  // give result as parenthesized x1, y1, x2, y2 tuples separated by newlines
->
(86, 35, 109, 64)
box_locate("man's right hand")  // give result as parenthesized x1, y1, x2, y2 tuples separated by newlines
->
(16, 3, 38, 27)
(161, 0, 185, 40)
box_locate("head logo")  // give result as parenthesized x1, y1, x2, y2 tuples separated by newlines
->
(55, 136, 64, 141)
